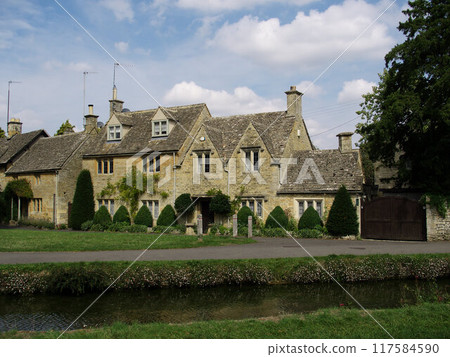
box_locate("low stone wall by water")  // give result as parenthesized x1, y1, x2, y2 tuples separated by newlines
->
(427, 205, 450, 241)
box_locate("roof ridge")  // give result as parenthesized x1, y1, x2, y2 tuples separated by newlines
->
(211, 110, 285, 120)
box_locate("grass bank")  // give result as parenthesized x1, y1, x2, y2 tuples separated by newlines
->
(0, 229, 254, 252)
(0, 254, 448, 295)
(1, 303, 448, 339)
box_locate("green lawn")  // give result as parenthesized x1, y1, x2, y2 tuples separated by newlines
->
(1, 303, 448, 339)
(0, 229, 255, 252)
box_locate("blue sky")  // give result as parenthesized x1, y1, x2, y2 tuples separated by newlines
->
(0, 0, 407, 148)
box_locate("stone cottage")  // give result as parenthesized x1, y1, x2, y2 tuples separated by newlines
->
(0, 86, 364, 229)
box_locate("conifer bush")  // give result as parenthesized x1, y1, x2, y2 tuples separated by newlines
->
(174, 193, 194, 215)
(134, 205, 153, 227)
(113, 205, 131, 225)
(326, 185, 359, 236)
(237, 206, 255, 227)
(210, 191, 232, 215)
(93, 206, 112, 229)
(298, 206, 323, 230)
(265, 206, 288, 229)
(69, 170, 95, 230)
(156, 204, 176, 226)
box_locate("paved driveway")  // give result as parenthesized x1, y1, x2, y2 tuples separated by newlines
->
(0, 238, 449, 264)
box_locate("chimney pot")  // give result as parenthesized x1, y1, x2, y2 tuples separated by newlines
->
(84, 105, 99, 134)
(88, 104, 94, 115)
(285, 85, 302, 117)
(7, 118, 23, 137)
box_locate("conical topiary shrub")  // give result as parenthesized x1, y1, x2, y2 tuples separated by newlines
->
(69, 170, 95, 230)
(113, 205, 131, 224)
(265, 206, 288, 229)
(134, 205, 153, 227)
(174, 193, 194, 215)
(93, 205, 112, 229)
(298, 206, 323, 230)
(210, 191, 232, 215)
(237, 206, 254, 227)
(157, 204, 176, 226)
(326, 185, 359, 236)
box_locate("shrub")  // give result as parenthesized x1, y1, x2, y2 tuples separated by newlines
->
(0, 191, 7, 223)
(298, 206, 323, 230)
(81, 220, 93, 231)
(90, 223, 104, 232)
(261, 227, 287, 237)
(238, 226, 248, 236)
(157, 205, 176, 226)
(107, 222, 128, 232)
(134, 205, 153, 227)
(124, 224, 148, 233)
(174, 194, 194, 215)
(218, 225, 230, 235)
(326, 185, 359, 236)
(69, 170, 95, 230)
(237, 206, 255, 227)
(210, 191, 232, 215)
(93, 206, 112, 229)
(265, 206, 288, 229)
(287, 218, 297, 231)
(295, 229, 323, 239)
(58, 224, 67, 230)
(113, 205, 131, 224)
(18, 218, 55, 230)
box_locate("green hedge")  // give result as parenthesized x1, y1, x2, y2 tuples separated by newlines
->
(113, 206, 131, 225)
(298, 206, 323, 229)
(69, 170, 95, 230)
(0, 255, 448, 295)
(157, 205, 176, 226)
(93, 206, 112, 229)
(265, 206, 288, 229)
(134, 205, 153, 227)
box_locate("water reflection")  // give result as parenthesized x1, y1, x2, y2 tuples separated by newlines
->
(0, 279, 447, 331)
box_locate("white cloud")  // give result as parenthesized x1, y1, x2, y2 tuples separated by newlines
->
(176, 0, 318, 12)
(212, 0, 397, 68)
(337, 79, 376, 103)
(66, 62, 93, 72)
(296, 81, 324, 99)
(164, 81, 284, 116)
(115, 41, 129, 54)
(99, 0, 134, 22)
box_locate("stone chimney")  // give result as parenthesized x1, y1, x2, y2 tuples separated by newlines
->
(337, 132, 353, 153)
(84, 104, 99, 134)
(109, 85, 124, 117)
(7, 118, 22, 137)
(285, 85, 303, 117)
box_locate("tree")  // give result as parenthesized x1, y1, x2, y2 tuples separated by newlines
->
(134, 205, 153, 227)
(55, 120, 75, 136)
(69, 170, 95, 230)
(326, 186, 358, 236)
(174, 193, 194, 215)
(210, 191, 232, 215)
(113, 205, 131, 224)
(0, 127, 5, 138)
(298, 206, 323, 230)
(237, 206, 254, 227)
(93, 206, 112, 229)
(265, 206, 288, 229)
(157, 204, 176, 226)
(356, 0, 450, 193)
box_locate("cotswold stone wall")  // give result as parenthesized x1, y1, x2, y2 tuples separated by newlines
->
(427, 205, 450, 241)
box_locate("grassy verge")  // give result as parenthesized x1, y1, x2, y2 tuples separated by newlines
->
(1, 303, 448, 339)
(0, 254, 448, 295)
(0, 229, 255, 252)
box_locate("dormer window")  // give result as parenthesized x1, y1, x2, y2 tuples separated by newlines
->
(108, 125, 121, 140)
(153, 120, 168, 137)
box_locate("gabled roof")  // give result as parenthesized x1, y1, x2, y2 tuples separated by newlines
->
(0, 130, 48, 166)
(6, 132, 88, 174)
(84, 103, 207, 157)
(278, 149, 363, 194)
(204, 111, 295, 160)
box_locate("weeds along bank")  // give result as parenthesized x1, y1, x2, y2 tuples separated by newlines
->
(0, 255, 449, 295)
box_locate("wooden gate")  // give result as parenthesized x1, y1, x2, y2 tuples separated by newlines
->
(361, 196, 426, 241)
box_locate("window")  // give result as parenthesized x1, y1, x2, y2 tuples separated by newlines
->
(108, 125, 121, 140)
(152, 120, 168, 137)
(244, 149, 260, 172)
(142, 200, 159, 219)
(297, 199, 324, 218)
(35, 175, 41, 185)
(196, 152, 211, 173)
(143, 154, 161, 173)
(32, 198, 42, 212)
(98, 199, 115, 215)
(97, 159, 114, 174)
(241, 199, 263, 217)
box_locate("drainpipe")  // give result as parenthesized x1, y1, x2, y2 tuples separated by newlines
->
(54, 171, 59, 225)
(173, 152, 176, 206)
(224, 161, 230, 226)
